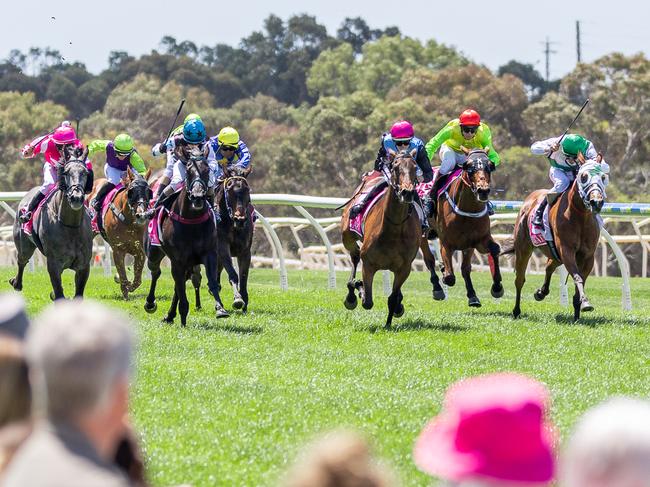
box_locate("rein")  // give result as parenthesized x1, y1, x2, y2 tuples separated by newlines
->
(442, 176, 488, 218)
(221, 176, 250, 221)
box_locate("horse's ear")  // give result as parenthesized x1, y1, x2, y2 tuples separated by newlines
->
(80, 146, 89, 161)
(596, 152, 603, 163)
(126, 167, 134, 181)
(409, 148, 417, 159)
(577, 152, 586, 166)
(460, 146, 470, 155)
(483, 146, 490, 155)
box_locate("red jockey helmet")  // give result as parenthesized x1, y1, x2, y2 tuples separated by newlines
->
(52, 126, 77, 145)
(459, 109, 481, 127)
(390, 120, 414, 140)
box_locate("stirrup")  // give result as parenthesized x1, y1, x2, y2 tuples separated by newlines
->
(19, 210, 32, 224)
(349, 204, 364, 218)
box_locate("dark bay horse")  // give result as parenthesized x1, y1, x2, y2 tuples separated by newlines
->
(420, 148, 503, 307)
(505, 156, 606, 321)
(341, 149, 421, 329)
(143, 146, 225, 325)
(213, 166, 254, 314)
(10, 146, 93, 299)
(89, 167, 152, 299)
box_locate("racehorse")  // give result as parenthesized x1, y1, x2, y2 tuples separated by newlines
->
(504, 155, 607, 321)
(420, 148, 503, 307)
(10, 146, 93, 299)
(213, 166, 254, 314)
(341, 148, 421, 329)
(143, 145, 226, 325)
(88, 167, 152, 299)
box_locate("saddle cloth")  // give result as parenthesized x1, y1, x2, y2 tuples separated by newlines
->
(349, 186, 388, 239)
(529, 198, 553, 247)
(416, 167, 463, 200)
(90, 183, 123, 234)
(147, 207, 165, 247)
(21, 186, 57, 236)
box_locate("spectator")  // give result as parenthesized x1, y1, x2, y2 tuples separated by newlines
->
(3, 300, 136, 487)
(0, 293, 29, 340)
(413, 372, 555, 487)
(561, 397, 650, 487)
(283, 430, 394, 487)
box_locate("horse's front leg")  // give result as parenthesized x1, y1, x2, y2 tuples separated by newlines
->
(144, 248, 163, 313)
(128, 246, 145, 293)
(461, 248, 480, 307)
(237, 251, 252, 312)
(113, 248, 130, 299)
(344, 243, 361, 310)
(164, 291, 179, 324)
(420, 237, 445, 301)
(360, 262, 376, 310)
(486, 239, 504, 298)
(513, 244, 533, 319)
(440, 243, 456, 287)
(190, 265, 202, 310)
(47, 259, 65, 300)
(561, 250, 591, 322)
(170, 263, 189, 326)
(204, 251, 229, 318)
(222, 251, 244, 310)
(534, 258, 560, 301)
(74, 266, 90, 298)
(385, 266, 410, 329)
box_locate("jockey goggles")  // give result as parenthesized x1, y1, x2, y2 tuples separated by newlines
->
(394, 138, 412, 146)
(221, 145, 237, 152)
(115, 148, 134, 156)
(461, 125, 478, 134)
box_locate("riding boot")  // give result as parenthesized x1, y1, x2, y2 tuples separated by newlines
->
(19, 191, 47, 223)
(146, 185, 175, 218)
(427, 174, 447, 219)
(91, 182, 115, 214)
(414, 193, 429, 233)
(154, 180, 169, 200)
(532, 198, 548, 227)
(349, 180, 388, 218)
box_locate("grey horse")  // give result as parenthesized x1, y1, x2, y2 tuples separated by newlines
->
(10, 146, 94, 299)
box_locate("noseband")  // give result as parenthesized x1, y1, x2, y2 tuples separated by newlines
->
(462, 155, 492, 195)
(222, 176, 250, 220)
(62, 161, 87, 200)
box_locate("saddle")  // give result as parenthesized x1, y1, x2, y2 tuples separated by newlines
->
(90, 183, 124, 235)
(529, 196, 562, 261)
(21, 187, 57, 237)
(416, 167, 463, 201)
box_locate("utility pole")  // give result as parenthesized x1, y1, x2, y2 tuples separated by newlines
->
(576, 20, 582, 63)
(542, 37, 558, 83)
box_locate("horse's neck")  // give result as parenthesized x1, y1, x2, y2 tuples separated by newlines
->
(381, 187, 410, 224)
(451, 177, 484, 212)
(54, 191, 84, 227)
(564, 183, 593, 223)
(114, 189, 132, 221)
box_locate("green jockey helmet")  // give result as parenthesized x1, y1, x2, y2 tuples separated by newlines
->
(113, 133, 134, 155)
(561, 134, 589, 157)
(184, 113, 202, 124)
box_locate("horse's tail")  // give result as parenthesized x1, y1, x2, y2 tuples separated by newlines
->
(499, 238, 515, 256)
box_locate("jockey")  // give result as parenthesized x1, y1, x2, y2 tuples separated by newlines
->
(149, 118, 215, 213)
(151, 113, 202, 199)
(19, 122, 91, 223)
(208, 127, 251, 180)
(88, 133, 147, 214)
(425, 109, 501, 217)
(349, 120, 433, 219)
(531, 133, 610, 227)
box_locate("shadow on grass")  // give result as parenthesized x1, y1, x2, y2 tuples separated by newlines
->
(193, 319, 263, 334)
(368, 319, 469, 333)
(553, 313, 648, 328)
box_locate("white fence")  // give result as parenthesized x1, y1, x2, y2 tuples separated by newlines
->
(2, 192, 649, 311)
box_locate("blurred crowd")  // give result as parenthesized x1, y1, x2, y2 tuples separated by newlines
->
(1, 293, 648, 487)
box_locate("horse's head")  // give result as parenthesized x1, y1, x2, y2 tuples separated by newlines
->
(386, 148, 417, 203)
(61, 146, 89, 210)
(461, 148, 494, 203)
(123, 167, 153, 225)
(184, 151, 211, 211)
(223, 166, 252, 228)
(576, 154, 607, 213)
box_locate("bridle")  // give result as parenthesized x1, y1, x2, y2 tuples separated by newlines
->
(221, 175, 250, 221)
(381, 151, 416, 200)
(460, 152, 492, 196)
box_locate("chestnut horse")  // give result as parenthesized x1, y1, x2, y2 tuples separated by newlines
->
(341, 149, 421, 329)
(213, 166, 254, 314)
(420, 149, 503, 307)
(89, 167, 152, 299)
(504, 156, 607, 321)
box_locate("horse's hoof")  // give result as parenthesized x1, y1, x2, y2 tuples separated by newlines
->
(162, 316, 174, 324)
(533, 289, 547, 302)
(443, 275, 456, 287)
(394, 304, 404, 318)
(513, 308, 521, 319)
(144, 301, 157, 313)
(344, 297, 358, 310)
(362, 300, 373, 310)
(216, 307, 230, 319)
(581, 300, 594, 312)
(468, 296, 481, 308)
(114, 274, 120, 284)
(433, 288, 446, 301)
(232, 297, 245, 310)
(49, 291, 55, 301)
(491, 284, 504, 299)
(8, 278, 22, 291)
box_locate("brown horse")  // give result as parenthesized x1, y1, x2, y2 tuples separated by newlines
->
(88, 167, 152, 299)
(214, 166, 254, 314)
(505, 156, 606, 321)
(420, 149, 503, 307)
(341, 149, 421, 329)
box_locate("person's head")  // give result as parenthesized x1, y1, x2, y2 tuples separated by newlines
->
(0, 336, 30, 428)
(182, 119, 207, 147)
(184, 113, 202, 124)
(284, 430, 393, 487)
(26, 300, 134, 434)
(0, 293, 29, 340)
(414, 373, 555, 487)
(561, 134, 589, 165)
(562, 397, 650, 487)
(51, 126, 77, 155)
(459, 109, 481, 140)
(217, 126, 240, 154)
(113, 133, 135, 160)
(390, 120, 414, 149)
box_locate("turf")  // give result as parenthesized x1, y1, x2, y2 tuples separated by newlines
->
(2, 265, 649, 486)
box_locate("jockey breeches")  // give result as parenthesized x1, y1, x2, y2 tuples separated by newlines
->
(163, 152, 174, 179)
(39, 163, 57, 194)
(104, 164, 130, 185)
(438, 145, 467, 175)
(549, 167, 574, 194)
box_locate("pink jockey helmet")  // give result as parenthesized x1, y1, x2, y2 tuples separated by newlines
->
(52, 126, 77, 145)
(390, 121, 414, 141)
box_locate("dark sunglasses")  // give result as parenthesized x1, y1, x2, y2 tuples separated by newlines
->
(461, 126, 478, 134)
(115, 150, 133, 157)
(221, 145, 237, 151)
(394, 139, 411, 146)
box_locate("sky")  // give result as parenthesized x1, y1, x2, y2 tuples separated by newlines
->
(2, 0, 648, 79)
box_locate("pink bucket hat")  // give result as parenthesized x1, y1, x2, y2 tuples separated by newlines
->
(413, 373, 555, 484)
